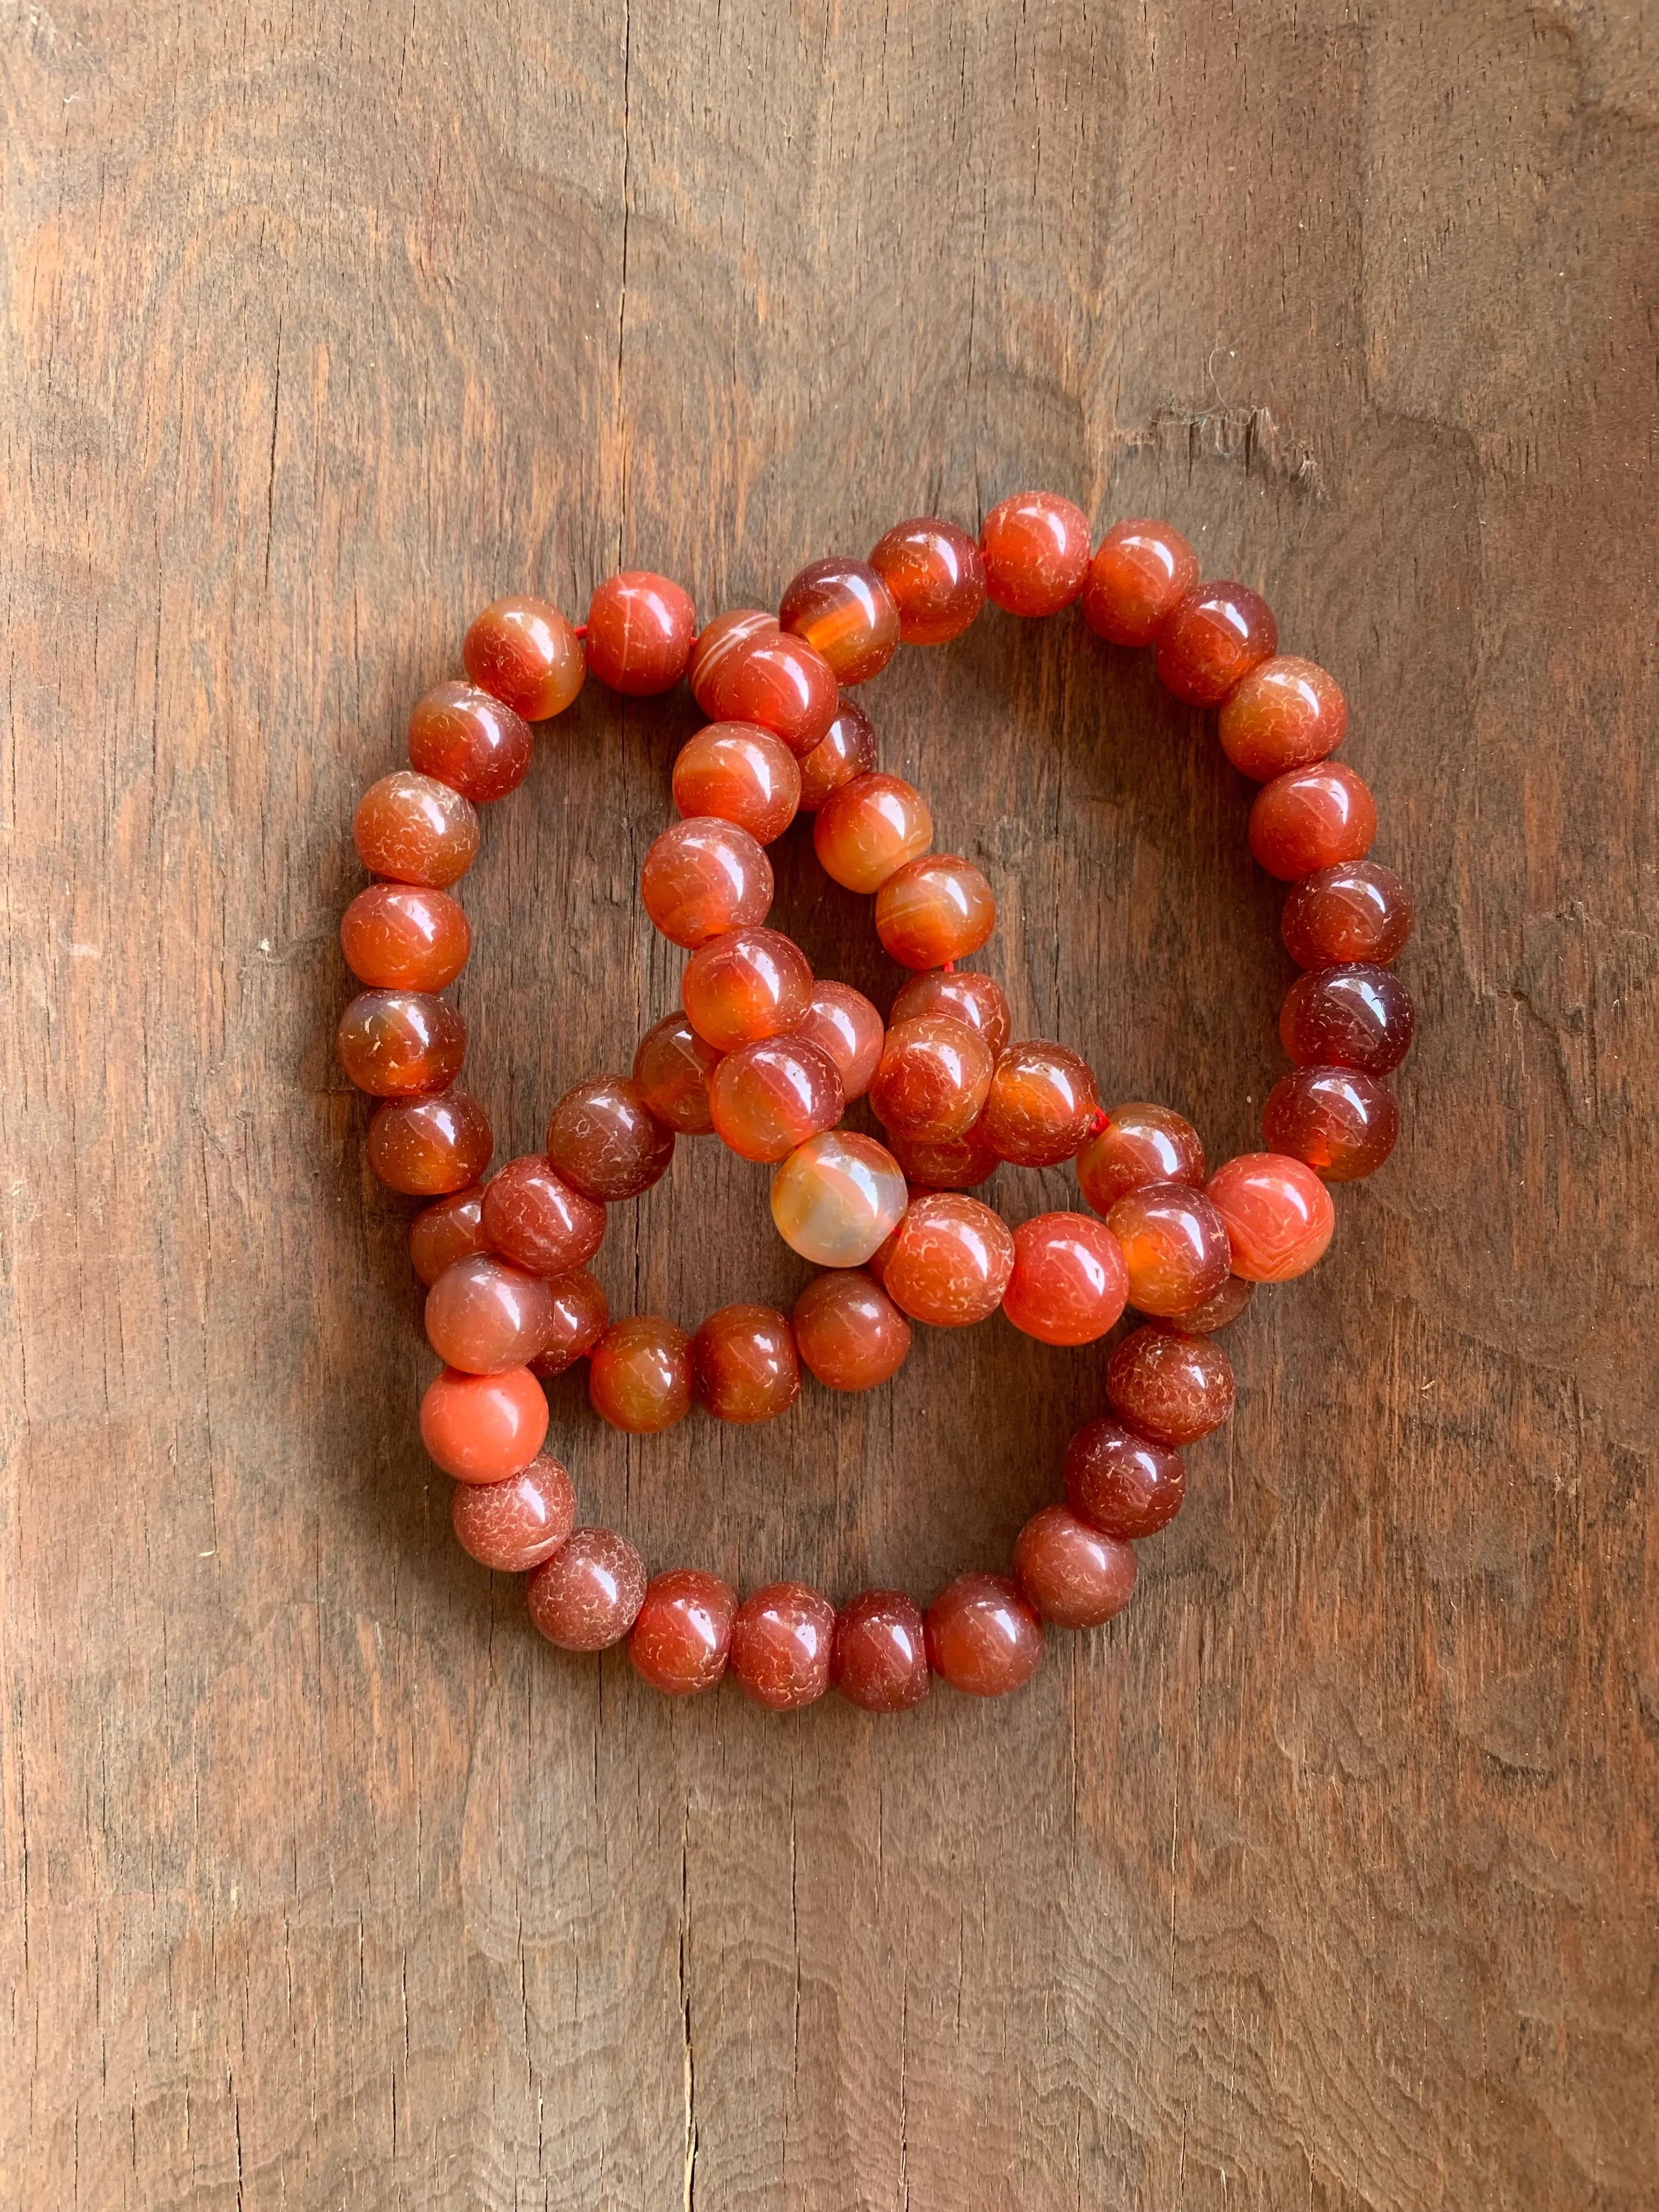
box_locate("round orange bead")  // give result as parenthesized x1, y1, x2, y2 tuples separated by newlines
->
(632, 1012, 721, 1135)
(1154, 580, 1278, 703)
(874, 853, 996, 970)
(450, 1453, 576, 1574)
(882, 1193, 1014, 1328)
(425, 1253, 556, 1374)
(925, 1575, 1043, 1697)
(708, 1035, 845, 1164)
(336, 988, 465, 1097)
(1000, 1211, 1129, 1345)
(640, 817, 773, 949)
(1249, 762, 1377, 880)
(1106, 1182, 1233, 1317)
(1205, 1153, 1335, 1282)
(798, 699, 878, 812)
(546, 1074, 675, 1201)
(1076, 1102, 1206, 1216)
(528, 1271, 610, 1378)
(813, 773, 933, 894)
(870, 1015, 995, 1142)
(1081, 518, 1200, 646)
(791, 1269, 912, 1391)
(353, 770, 479, 888)
(889, 967, 1010, 1059)
(481, 1155, 606, 1276)
(409, 1185, 488, 1286)
(341, 883, 471, 992)
(673, 721, 801, 844)
(689, 609, 776, 711)
(792, 980, 884, 1101)
(982, 1041, 1099, 1166)
(1013, 1505, 1138, 1630)
(700, 629, 838, 758)
(692, 1304, 801, 1424)
(868, 516, 986, 644)
(588, 1316, 693, 1432)
(681, 926, 814, 1051)
(407, 680, 533, 803)
(463, 596, 585, 721)
(980, 491, 1092, 617)
(730, 1584, 837, 1710)
(420, 1364, 549, 1482)
(368, 1089, 493, 1195)
(778, 557, 900, 686)
(630, 1570, 738, 1695)
(1217, 655, 1347, 780)
(528, 1527, 646, 1651)
(584, 571, 696, 695)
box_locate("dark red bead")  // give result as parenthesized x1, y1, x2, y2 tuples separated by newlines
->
(1281, 861, 1414, 969)
(832, 1590, 932, 1712)
(1263, 1064, 1401, 1180)
(867, 516, 986, 644)
(1279, 962, 1415, 1076)
(1064, 1418, 1187, 1539)
(1154, 580, 1278, 704)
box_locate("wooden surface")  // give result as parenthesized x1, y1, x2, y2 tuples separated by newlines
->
(3, 1, 1657, 2203)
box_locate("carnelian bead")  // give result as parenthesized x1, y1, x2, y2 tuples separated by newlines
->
(868, 516, 986, 644)
(673, 721, 801, 844)
(481, 1155, 606, 1276)
(368, 1090, 493, 1195)
(1280, 962, 1415, 1076)
(589, 1316, 693, 1432)
(701, 630, 839, 758)
(410, 1185, 488, 1285)
(1107, 1327, 1235, 1446)
(1154, 580, 1278, 704)
(1217, 656, 1347, 780)
(708, 1036, 844, 1164)
(980, 490, 1092, 617)
(791, 1269, 912, 1391)
(353, 771, 479, 888)
(1263, 1065, 1400, 1181)
(1206, 1153, 1335, 1282)
(1001, 1211, 1129, 1346)
(771, 1131, 909, 1267)
(450, 1453, 575, 1573)
(793, 981, 884, 1101)
(584, 571, 696, 695)
(337, 988, 466, 1097)
(682, 926, 813, 1051)
(1249, 762, 1377, 880)
(420, 1364, 548, 1482)
(632, 1013, 722, 1135)
(640, 817, 774, 950)
(689, 609, 777, 710)
(1165, 1274, 1255, 1334)
(886, 1120, 1002, 1191)
(925, 1575, 1043, 1697)
(833, 1591, 931, 1712)
(341, 884, 471, 992)
(1065, 1418, 1187, 1540)
(730, 1584, 837, 1710)
(528, 1527, 647, 1651)
(546, 1074, 675, 1200)
(1076, 1102, 1205, 1216)
(463, 596, 585, 721)
(983, 1041, 1099, 1167)
(813, 774, 933, 894)
(798, 699, 878, 812)
(1081, 518, 1200, 647)
(890, 968, 1010, 1058)
(529, 1270, 610, 1378)
(630, 1570, 738, 1695)
(1014, 1505, 1138, 1630)
(407, 680, 533, 803)
(1282, 860, 1413, 969)
(778, 557, 900, 686)
(426, 1253, 556, 1373)
(882, 1193, 1014, 1327)
(870, 1015, 994, 1142)
(692, 1305, 800, 1424)
(1107, 1182, 1233, 1318)
(874, 853, 996, 970)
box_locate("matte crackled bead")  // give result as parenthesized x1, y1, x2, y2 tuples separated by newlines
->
(463, 597, 585, 721)
(875, 853, 996, 970)
(425, 1253, 557, 1374)
(814, 774, 934, 894)
(792, 981, 884, 1101)
(982, 1041, 1099, 1167)
(528, 1526, 647, 1651)
(771, 1132, 909, 1267)
(420, 1364, 549, 1482)
(481, 1155, 606, 1276)
(980, 491, 1092, 617)
(833, 1590, 931, 1712)
(890, 967, 1011, 1059)
(341, 884, 471, 992)
(1155, 581, 1278, 704)
(633, 1013, 722, 1135)
(1281, 861, 1413, 969)
(368, 1090, 493, 1195)
(730, 1584, 837, 1710)
(1106, 1327, 1234, 1446)
(1081, 520, 1200, 647)
(1000, 1211, 1129, 1346)
(791, 1269, 912, 1391)
(630, 1570, 739, 1696)
(1065, 1418, 1187, 1540)
(870, 1016, 995, 1142)
(1263, 1065, 1400, 1181)
(409, 1186, 489, 1286)
(1077, 1103, 1206, 1216)
(799, 699, 879, 812)
(337, 989, 465, 1097)
(882, 1193, 1015, 1328)
(589, 1316, 693, 1433)
(682, 927, 814, 1051)
(1249, 763, 1377, 880)
(779, 557, 900, 686)
(353, 771, 479, 889)
(585, 571, 697, 695)
(1013, 1505, 1138, 1630)
(868, 516, 986, 644)
(528, 1270, 610, 1379)
(925, 1575, 1044, 1697)
(1218, 656, 1347, 781)
(640, 817, 774, 950)
(1280, 962, 1415, 1076)
(1206, 1153, 1336, 1282)
(673, 721, 801, 844)
(708, 1035, 845, 1164)
(407, 681, 533, 803)
(450, 1453, 575, 1573)
(692, 1305, 801, 1424)
(546, 1075, 675, 1201)
(1106, 1181, 1233, 1318)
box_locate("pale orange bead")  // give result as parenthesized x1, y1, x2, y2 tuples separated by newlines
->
(874, 853, 996, 970)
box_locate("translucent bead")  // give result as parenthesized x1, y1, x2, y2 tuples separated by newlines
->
(1014, 1505, 1138, 1629)
(462, 596, 585, 720)
(730, 1583, 837, 1709)
(870, 1016, 994, 1141)
(1107, 1182, 1233, 1317)
(1281, 861, 1413, 969)
(867, 516, 986, 643)
(341, 883, 471, 992)
(983, 1041, 1099, 1166)
(630, 1570, 738, 1695)
(1217, 656, 1347, 780)
(832, 1590, 931, 1712)
(1205, 1153, 1335, 1282)
(1065, 1418, 1187, 1539)
(689, 609, 776, 711)
(778, 557, 900, 685)
(527, 1526, 646, 1650)
(874, 853, 996, 970)
(791, 1268, 912, 1391)
(1001, 1211, 1129, 1345)
(481, 1155, 606, 1276)
(890, 967, 1010, 1058)
(799, 699, 878, 812)
(368, 1090, 493, 1195)
(450, 1453, 575, 1573)
(546, 1074, 675, 1200)
(1165, 1273, 1255, 1334)
(589, 1316, 693, 1432)
(337, 988, 465, 1096)
(770, 1131, 908, 1267)
(882, 1193, 1014, 1327)
(529, 1270, 610, 1378)
(410, 1185, 488, 1285)
(1279, 962, 1415, 1074)
(673, 721, 801, 844)
(692, 1304, 801, 1423)
(708, 1036, 843, 1163)
(1076, 1102, 1205, 1216)
(813, 774, 934, 894)
(585, 571, 696, 695)
(886, 1120, 1001, 1191)
(1263, 1065, 1400, 1181)
(1106, 1326, 1234, 1446)
(924, 1575, 1043, 1697)
(1081, 518, 1200, 647)
(640, 817, 773, 949)
(1249, 762, 1377, 880)
(407, 680, 533, 802)
(793, 981, 884, 1101)
(1155, 580, 1278, 703)
(426, 1253, 556, 1373)
(699, 629, 839, 758)
(353, 770, 479, 888)
(979, 490, 1091, 617)
(420, 1364, 548, 1481)
(633, 1012, 722, 1134)
(682, 926, 814, 1051)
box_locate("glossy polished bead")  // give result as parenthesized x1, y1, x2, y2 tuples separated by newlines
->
(692, 1305, 800, 1424)
(407, 680, 533, 803)
(689, 609, 777, 710)
(1014, 1505, 1138, 1630)
(1001, 1211, 1129, 1345)
(368, 1090, 493, 1194)
(1107, 1327, 1235, 1446)
(546, 1074, 675, 1200)
(870, 1016, 995, 1141)
(1065, 1418, 1187, 1539)
(630, 1570, 738, 1695)
(353, 770, 479, 888)
(451, 1453, 575, 1573)
(813, 774, 934, 894)
(584, 571, 696, 695)
(426, 1253, 556, 1373)
(1282, 860, 1413, 969)
(1165, 1273, 1255, 1334)
(793, 981, 884, 1101)
(633, 1012, 723, 1134)
(771, 1131, 908, 1267)
(1206, 1153, 1335, 1282)
(673, 721, 801, 844)
(701, 629, 839, 758)
(874, 853, 996, 970)
(1217, 656, 1347, 780)
(868, 516, 986, 644)
(1249, 762, 1377, 879)
(589, 1316, 693, 1432)
(481, 1155, 606, 1276)
(983, 1041, 1099, 1166)
(979, 490, 1092, 617)
(463, 596, 585, 721)
(681, 926, 814, 1051)
(337, 989, 466, 1097)
(1081, 518, 1200, 647)
(1155, 580, 1278, 703)
(529, 1270, 610, 1378)
(730, 1584, 837, 1710)
(882, 1193, 1015, 1327)
(1107, 1182, 1233, 1317)
(640, 817, 774, 949)
(1076, 1102, 1205, 1216)
(1263, 1065, 1400, 1181)
(791, 1269, 912, 1391)
(798, 699, 879, 811)
(886, 1120, 1002, 1191)
(833, 1590, 931, 1712)
(708, 1035, 845, 1163)
(341, 883, 471, 992)
(1280, 962, 1415, 1075)
(528, 1526, 647, 1651)
(778, 557, 900, 685)
(890, 968, 1010, 1058)
(410, 1185, 488, 1285)
(420, 1364, 549, 1482)
(925, 1575, 1043, 1697)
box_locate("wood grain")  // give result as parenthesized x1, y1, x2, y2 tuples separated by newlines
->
(3, 0, 1656, 2203)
